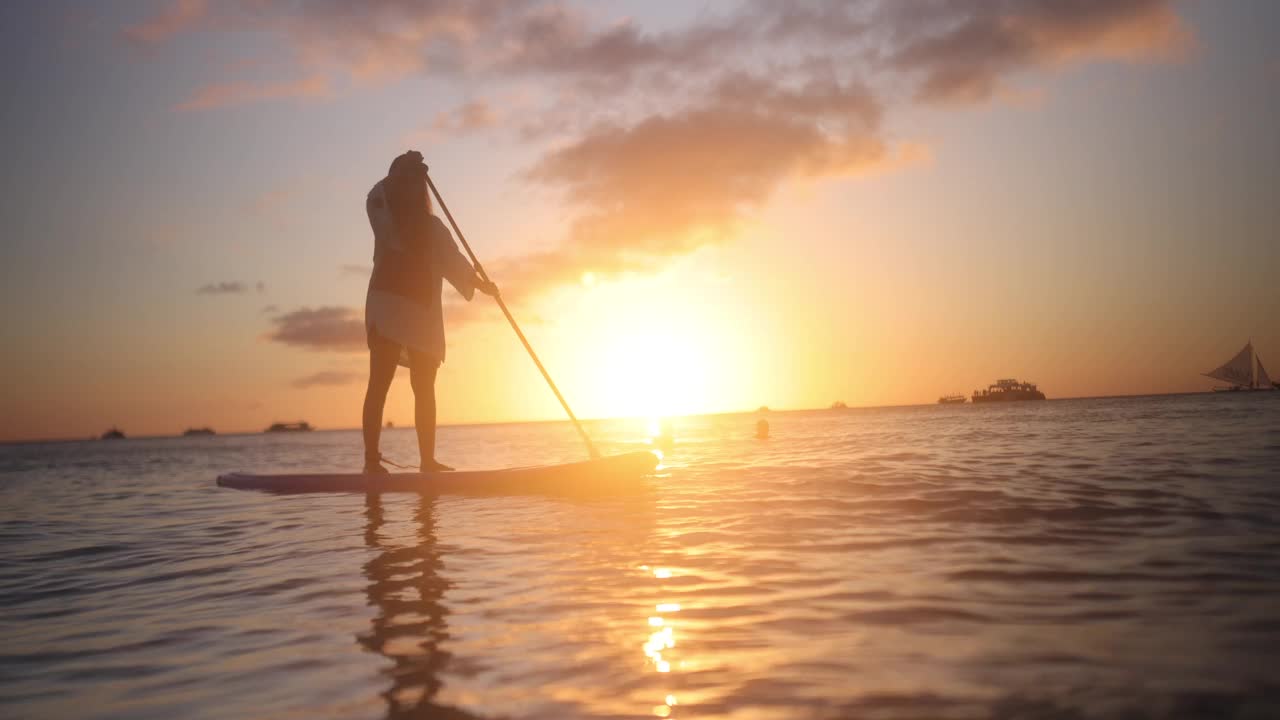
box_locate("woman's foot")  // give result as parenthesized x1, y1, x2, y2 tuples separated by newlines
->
(363, 458, 390, 475)
(423, 459, 454, 472)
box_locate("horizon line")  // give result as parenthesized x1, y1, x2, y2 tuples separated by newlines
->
(0, 389, 1232, 446)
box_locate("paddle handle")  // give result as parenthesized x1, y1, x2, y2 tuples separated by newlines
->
(426, 173, 601, 459)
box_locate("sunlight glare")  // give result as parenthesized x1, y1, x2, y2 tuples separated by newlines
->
(550, 264, 758, 420)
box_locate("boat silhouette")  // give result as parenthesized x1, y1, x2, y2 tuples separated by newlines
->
(1203, 341, 1275, 391)
(265, 421, 313, 433)
(972, 379, 1046, 403)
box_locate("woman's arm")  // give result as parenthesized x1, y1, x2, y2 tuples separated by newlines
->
(433, 216, 498, 299)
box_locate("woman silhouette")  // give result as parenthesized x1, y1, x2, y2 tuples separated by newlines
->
(362, 151, 497, 473)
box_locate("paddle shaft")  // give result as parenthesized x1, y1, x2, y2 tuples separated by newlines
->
(425, 173, 600, 459)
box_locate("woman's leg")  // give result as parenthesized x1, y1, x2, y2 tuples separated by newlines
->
(363, 331, 400, 468)
(408, 351, 443, 469)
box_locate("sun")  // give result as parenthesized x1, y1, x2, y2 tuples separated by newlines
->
(593, 325, 711, 420)
(549, 266, 756, 421)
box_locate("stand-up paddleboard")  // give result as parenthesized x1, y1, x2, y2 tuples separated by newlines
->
(216, 450, 659, 495)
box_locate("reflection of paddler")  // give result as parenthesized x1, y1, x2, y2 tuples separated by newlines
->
(360, 494, 483, 719)
(755, 418, 769, 440)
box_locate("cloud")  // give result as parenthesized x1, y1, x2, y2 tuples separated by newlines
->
(128, 1, 751, 93)
(197, 280, 265, 295)
(888, 0, 1190, 104)
(141, 0, 1190, 303)
(497, 1, 1184, 293)
(133, 1, 1188, 105)
(532, 107, 877, 248)
(197, 281, 247, 295)
(503, 71, 901, 295)
(130, 0, 536, 84)
(278, 1, 520, 82)
(123, 0, 206, 45)
(493, 5, 742, 81)
(292, 370, 362, 388)
(175, 74, 331, 111)
(266, 306, 365, 352)
(430, 100, 498, 135)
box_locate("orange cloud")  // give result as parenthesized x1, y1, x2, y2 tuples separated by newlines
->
(429, 100, 498, 135)
(175, 74, 331, 111)
(132, 1, 1191, 109)
(532, 111, 878, 248)
(499, 73, 904, 298)
(491, 4, 747, 81)
(890, 0, 1190, 104)
(122, 0, 206, 45)
(187, 1, 523, 85)
(1019, 0, 1191, 63)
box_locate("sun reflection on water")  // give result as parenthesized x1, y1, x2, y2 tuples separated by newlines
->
(646, 417, 663, 438)
(641, 565, 682, 716)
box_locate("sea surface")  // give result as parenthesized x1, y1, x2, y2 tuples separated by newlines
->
(2, 393, 1279, 719)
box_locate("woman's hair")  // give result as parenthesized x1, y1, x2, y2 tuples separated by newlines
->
(386, 151, 432, 240)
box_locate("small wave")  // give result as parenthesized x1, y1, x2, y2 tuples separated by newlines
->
(844, 605, 992, 625)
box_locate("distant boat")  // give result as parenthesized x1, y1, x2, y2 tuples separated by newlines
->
(184, 427, 216, 436)
(972, 379, 1046, 403)
(938, 394, 966, 404)
(830, 401, 847, 409)
(101, 427, 126, 440)
(1203, 341, 1275, 392)
(756, 406, 770, 413)
(266, 421, 313, 433)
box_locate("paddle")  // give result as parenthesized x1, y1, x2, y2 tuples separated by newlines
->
(425, 172, 601, 460)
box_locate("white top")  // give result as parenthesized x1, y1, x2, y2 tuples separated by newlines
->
(365, 180, 476, 364)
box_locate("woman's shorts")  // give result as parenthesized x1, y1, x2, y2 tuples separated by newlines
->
(367, 325, 440, 369)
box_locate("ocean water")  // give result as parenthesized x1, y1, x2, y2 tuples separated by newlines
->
(2, 393, 1279, 719)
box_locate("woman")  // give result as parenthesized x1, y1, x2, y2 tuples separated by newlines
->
(362, 150, 497, 474)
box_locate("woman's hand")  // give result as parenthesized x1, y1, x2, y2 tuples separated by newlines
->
(476, 276, 500, 297)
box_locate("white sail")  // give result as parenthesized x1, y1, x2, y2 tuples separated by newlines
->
(1257, 354, 1273, 389)
(1204, 342, 1254, 387)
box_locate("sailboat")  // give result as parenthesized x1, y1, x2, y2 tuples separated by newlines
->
(1203, 341, 1276, 391)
